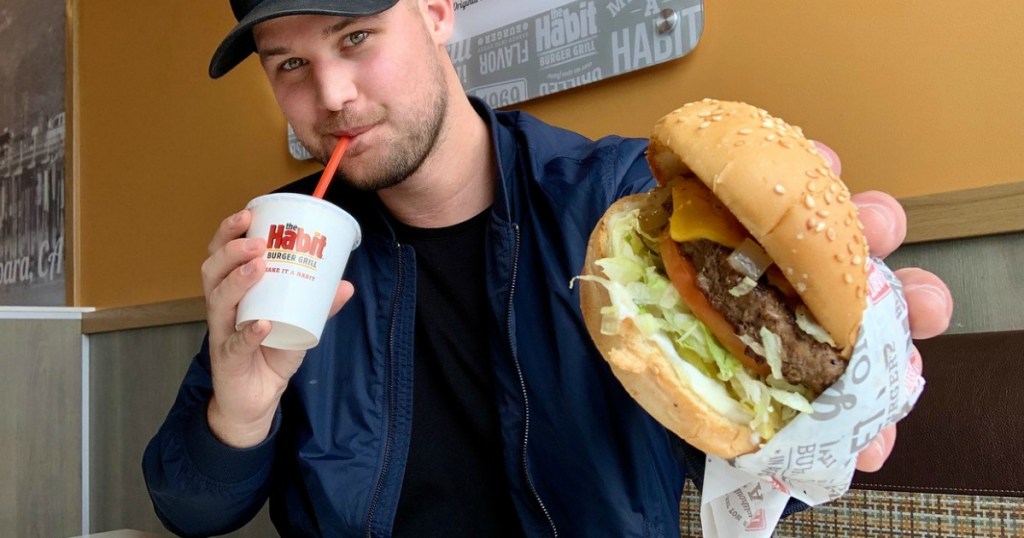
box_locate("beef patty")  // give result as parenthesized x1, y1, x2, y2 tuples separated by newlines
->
(675, 239, 846, 395)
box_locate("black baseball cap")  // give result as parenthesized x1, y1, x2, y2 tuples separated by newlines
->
(209, 0, 400, 79)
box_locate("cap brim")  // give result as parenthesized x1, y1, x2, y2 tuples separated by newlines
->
(209, 0, 399, 79)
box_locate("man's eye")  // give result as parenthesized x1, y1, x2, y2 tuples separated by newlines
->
(345, 31, 369, 46)
(280, 58, 306, 72)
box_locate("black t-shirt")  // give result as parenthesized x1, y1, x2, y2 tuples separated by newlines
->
(390, 208, 525, 537)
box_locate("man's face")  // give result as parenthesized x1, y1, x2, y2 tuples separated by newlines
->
(253, 3, 448, 191)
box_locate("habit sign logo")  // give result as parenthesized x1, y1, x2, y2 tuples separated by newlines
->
(265, 223, 328, 271)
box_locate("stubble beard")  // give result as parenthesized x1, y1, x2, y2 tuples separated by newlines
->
(304, 64, 449, 193)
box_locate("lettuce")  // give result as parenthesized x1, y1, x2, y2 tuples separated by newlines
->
(577, 206, 816, 442)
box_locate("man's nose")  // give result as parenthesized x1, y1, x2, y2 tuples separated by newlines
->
(312, 61, 357, 112)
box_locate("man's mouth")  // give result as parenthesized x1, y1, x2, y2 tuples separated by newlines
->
(331, 125, 373, 140)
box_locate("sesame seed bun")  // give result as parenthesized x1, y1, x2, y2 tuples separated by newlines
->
(648, 99, 868, 355)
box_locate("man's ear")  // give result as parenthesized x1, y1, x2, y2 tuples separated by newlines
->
(419, 0, 455, 45)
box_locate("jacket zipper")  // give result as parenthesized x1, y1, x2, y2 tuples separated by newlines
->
(365, 242, 404, 538)
(506, 224, 558, 537)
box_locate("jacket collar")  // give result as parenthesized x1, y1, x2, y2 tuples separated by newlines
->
(467, 96, 518, 228)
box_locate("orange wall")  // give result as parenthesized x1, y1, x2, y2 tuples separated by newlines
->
(73, 0, 1024, 308)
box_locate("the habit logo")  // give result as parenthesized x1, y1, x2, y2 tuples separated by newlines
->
(268, 223, 327, 259)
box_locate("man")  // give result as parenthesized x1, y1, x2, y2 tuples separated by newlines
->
(143, 0, 953, 536)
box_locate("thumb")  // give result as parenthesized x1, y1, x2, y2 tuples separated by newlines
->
(328, 280, 356, 318)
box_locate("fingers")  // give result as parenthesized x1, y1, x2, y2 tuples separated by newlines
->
(809, 142, 907, 259)
(201, 208, 260, 297)
(327, 281, 356, 318)
(811, 140, 842, 177)
(856, 424, 897, 473)
(206, 256, 266, 343)
(201, 237, 267, 296)
(895, 267, 954, 339)
(909, 345, 923, 376)
(216, 320, 272, 374)
(851, 191, 908, 259)
(209, 210, 252, 256)
(201, 209, 267, 342)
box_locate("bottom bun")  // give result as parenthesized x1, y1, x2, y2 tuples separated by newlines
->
(579, 194, 758, 458)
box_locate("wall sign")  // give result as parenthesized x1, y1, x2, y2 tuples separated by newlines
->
(448, 0, 703, 108)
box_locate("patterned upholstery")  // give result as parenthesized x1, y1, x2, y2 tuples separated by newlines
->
(679, 481, 1023, 537)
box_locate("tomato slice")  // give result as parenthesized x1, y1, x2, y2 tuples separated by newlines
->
(659, 232, 771, 377)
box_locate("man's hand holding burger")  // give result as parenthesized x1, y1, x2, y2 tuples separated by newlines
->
(815, 143, 953, 472)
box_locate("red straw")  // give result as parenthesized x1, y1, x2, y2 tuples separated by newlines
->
(312, 136, 350, 199)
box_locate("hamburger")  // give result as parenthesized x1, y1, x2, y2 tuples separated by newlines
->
(578, 99, 870, 457)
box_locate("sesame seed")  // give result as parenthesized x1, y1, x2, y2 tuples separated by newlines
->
(827, 229, 837, 241)
(786, 267, 795, 276)
(796, 233, 805, 240)
(844, 274, 853, 284)
(766, 134, 778, 142)
(807, 181, 821, 192)
(796, 283, 807, 293)
(779, 139, 793, 149)
(806, 169, 821, 178)
(837, 193, 849, 203)
(801, 273, 809, 280)
(815, 222, 827, 233)
(824, 192, 834, 204)
(738, 128, 753, 135)
(804, 195, 816, 209)
(699, 121, 711, 129)
(835, 254, 847, 263)
(712, 115, 723, 122)
(762, 119, 775, 128)
(806, 218, 818, 230)
(817, 209, 831, 218)
(830, 182, 841, 193)
(848, 243, 857, 254)
(774, 184, 786, 194)
(851, 255, 863, 265)
(698, 110, 712, 118)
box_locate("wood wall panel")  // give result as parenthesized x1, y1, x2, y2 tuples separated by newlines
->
(0, 319, 81, 537)
(884, 231, 1024, 335)
(87, 322, 274, 536)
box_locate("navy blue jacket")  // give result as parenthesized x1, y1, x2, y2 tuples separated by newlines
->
(143, 97, 801, 537)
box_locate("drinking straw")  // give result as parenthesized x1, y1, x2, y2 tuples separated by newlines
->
(312, 136, 350, 199)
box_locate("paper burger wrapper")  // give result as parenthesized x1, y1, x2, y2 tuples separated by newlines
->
(699, 259, 924, 537)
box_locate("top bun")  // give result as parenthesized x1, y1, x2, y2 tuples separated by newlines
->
(647, 99, 869, 355)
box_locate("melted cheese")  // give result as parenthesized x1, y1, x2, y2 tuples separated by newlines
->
(669, 177, 747, 248)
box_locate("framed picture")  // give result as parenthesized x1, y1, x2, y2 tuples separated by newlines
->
(0, 0, 67, 305)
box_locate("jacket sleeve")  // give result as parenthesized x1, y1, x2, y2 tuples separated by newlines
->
(612, 137, 658, 200)
(141, 335, 280, 537)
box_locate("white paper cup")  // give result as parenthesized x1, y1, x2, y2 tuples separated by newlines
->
(235, 193, 361, 350)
